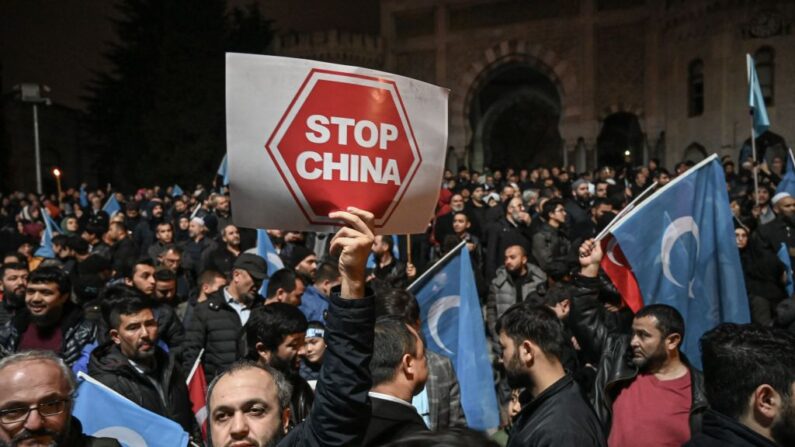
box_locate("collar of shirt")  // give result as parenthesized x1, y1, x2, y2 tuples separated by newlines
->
(223, 287, 246, 307)
(368, 391, 416, 409)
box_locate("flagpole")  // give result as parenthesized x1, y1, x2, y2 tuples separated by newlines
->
(595, 181, 658, 241)
(406, 234, 412, 265)
(407, 239, 467, 292)
(186, 349, 205, 384)
(751, 122, 760, 207)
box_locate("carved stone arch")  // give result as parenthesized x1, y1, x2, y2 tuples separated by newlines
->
(448, 40, 578, 165)
(598, 104, 645, 129)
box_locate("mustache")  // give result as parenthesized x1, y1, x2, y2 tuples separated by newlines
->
(12, 427, 61, 445)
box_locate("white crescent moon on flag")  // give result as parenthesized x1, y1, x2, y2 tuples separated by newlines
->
(427, 295, 460, 355)
(606, 237, 623, 267)
(661, 216, 700, 295)
(93, 427, 148, 447)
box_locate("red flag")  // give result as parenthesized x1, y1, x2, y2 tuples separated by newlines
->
(186, 351, 208, 440)
(600, 235, 644, 313)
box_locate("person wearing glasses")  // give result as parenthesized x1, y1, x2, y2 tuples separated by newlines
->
(0, 350, 120, 446)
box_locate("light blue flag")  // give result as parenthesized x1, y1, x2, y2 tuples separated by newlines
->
(610, 154, 750, 368)
(217, 154, 230, 186)
(256, 229, 284, 295)
(409, 244, 500, 431)
(777, 243, 794, 297)
(43, 209, 63, 234)
(73, 373, 190, 447)
(366, 235, 401, 268)
(172, 184, 184, 197)
(79, 185, 89, 208)
(776, 150, 795, 196)
(102, 195, 121, 217)
(34, 208, 56, 258)
(748, 54, 770, 137)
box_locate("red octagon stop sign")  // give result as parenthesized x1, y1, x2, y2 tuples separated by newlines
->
(266, 69, 422, 227)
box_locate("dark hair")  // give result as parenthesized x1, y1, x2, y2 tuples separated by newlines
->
(653, 167, 671, 179)
(161, 244, 183, 256)
(0, 262, 28, 279)
(28, 266, 71, 295)
(314, 261, 340, 284)
(84, 223, 105, 238)
(265, 268, 300, 298)
(379, 234, 395, 253)
(452, 211, 469, 222)
(541, 283, 572, 307)
(245, 303, 307, 356)
(592, 197, 611, 209)
(198, 269, 225, 287)
(52, 235, 69, 247)
(2, 252, 26, 264)
(122, 257, 155, 280)
(384, 428, 500, 447)
(634, 304, 685, 344)
(101, 292, 153, 330)
(371, 317, 418, 386)
(496, 304, 565, 361)
(155, 221, 173, 230)
(541, 198, 565, 220)
(154, 268, 176, 282)
(375, 288, 420, 325)
(67, 236, 88, 255)
(700, 323, 795, 419)
(109, 221, 127, 233)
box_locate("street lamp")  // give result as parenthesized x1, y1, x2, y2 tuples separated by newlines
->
(52, 168, 62, 207)
(13, 83, 51, 195)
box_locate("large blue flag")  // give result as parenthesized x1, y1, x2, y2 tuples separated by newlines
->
(34, 208, 56, 258)
(74, 373, 190, 447)
(777, 243, 794, 297)
(256, 229, 284, 295)
(409, 244, 499, 430)
(43, 209, 63, 234)
(610, 154, 750, 368)
(748, 54, 770, 137)
(103, 195, 121, 217)
(217, 154, 230, 186)
(776, 150, 795, 196)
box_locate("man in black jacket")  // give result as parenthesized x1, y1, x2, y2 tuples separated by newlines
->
(685, 324, 795, 447)
(0, 267, 97, 367)
(364, 317, 429, 445)
(244, 303, 313, 428)
(182, 253, 267, 381)
(122, 258, 184, 350)
(88, 294, 196, 435)
(206, 207, 376, 447)
(575, 240, 708, 445)
(496, 303, 605, 447)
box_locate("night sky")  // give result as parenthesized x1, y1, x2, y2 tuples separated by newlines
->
(0, 0, 380, 110)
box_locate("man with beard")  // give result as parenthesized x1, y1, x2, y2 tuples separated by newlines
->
(245, 303, 313, 428)
(434, 194, 472, 245)
(685, 324, 795, 447)
(206, 207, 375, 447)
(182, 253, 267, 381)
(88, 294, 196, 435)
(0, 350, 121, 447)
(485, 197, 533, 280)
(105, 222, 138, 275)
(203, 224, 241, 277)
(575, 240, 707, 446)
(496, 304, 605, 446)
(180, 217, 214, 279)
(0, 267, 97, 367)
(371, 235, 408, 290)
(264, 269, 306, 307)
(122, 259, 184, 351)
(564, 179, 592, 242)
(0, 264, 27, 326)
(286, 245, 317, 282)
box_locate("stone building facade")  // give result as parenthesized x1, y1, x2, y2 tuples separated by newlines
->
(276, 0, 795, 172)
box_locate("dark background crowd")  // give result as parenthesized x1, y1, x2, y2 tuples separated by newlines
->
(0, 155, 793, 447)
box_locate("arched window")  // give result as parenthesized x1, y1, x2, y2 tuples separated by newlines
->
(688, 59, 704, 117)
(755, 46, 774, 106)
(684, 142, 707, 163)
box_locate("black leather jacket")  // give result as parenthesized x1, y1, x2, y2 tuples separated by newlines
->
(569, 275, 708, 435)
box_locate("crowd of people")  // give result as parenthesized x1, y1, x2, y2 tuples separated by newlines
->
(0, 155, 793, 447)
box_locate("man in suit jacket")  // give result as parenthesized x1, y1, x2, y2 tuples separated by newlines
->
(375, 288, 466, 431)
(364, 317, 430, 445)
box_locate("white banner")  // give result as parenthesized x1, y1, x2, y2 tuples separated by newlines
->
(226, 53, 449, 233)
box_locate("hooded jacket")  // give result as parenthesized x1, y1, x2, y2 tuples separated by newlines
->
(87, 342, 195, 434)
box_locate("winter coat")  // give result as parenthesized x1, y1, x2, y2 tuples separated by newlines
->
(684, 410, 778, 447)
(0, 301, 97, 366)
(88, 342, 196, 434)
(181, 289, 261, 381)
(531, 222, 572, 272)
(486, 265, 547, 353)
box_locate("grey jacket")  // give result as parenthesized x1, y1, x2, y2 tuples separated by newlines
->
(486, 265, 547, 353)
(425, 350, 466, 431)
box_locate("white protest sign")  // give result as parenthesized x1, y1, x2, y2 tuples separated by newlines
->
(226, 53, 449, 233)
